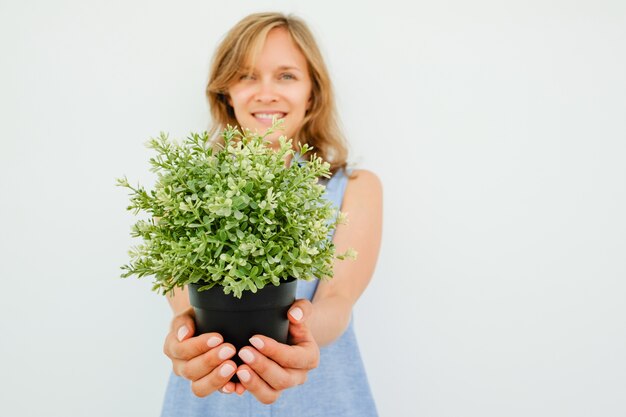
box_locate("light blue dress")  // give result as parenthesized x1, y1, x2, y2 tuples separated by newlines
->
(161, 160, 378, 417)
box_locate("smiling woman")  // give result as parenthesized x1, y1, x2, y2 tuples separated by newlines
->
(206, 13, 350, 175)
(159, 12, 383, 417)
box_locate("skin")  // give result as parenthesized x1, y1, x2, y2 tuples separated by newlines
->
(162, 27, 383, 404)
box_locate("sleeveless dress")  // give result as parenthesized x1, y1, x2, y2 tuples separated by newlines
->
(161, 158, 378, 417)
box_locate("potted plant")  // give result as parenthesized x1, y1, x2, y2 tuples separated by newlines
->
(116, 122, 356, 366)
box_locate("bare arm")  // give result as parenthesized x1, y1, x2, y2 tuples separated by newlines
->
(310, 169, 384, 346)
(166, 286, 191, 315)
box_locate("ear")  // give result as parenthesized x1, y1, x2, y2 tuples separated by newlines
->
(306, 95, 312, 111)
(227, 94, 233, 107)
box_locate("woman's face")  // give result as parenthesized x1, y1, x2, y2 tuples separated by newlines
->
(227, 27, 312, 150)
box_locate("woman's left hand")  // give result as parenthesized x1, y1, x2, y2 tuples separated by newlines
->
(230, 299, 320, 404)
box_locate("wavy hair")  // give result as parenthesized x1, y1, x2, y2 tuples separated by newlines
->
(206, 12, 352, 176)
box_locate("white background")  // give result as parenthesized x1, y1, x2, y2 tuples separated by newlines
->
(1, 1, 625, 416)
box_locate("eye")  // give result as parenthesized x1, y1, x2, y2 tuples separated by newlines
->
(239, 74, 256, 81)
(279, 73, 296, 80)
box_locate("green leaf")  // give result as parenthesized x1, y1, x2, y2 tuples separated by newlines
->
(117, 121, 356, 298)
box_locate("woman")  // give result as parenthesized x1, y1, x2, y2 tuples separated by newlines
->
(161, 12, 383, 417)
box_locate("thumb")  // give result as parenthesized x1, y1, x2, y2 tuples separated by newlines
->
(287, 299, 314, 344)
(287, 299, 312, 324)
(171, 307, 196, 341)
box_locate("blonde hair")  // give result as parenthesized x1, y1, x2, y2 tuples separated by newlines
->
(206, 12, 351, 176)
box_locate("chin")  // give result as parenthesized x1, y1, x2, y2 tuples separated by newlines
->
(263, 136, 282, 150)
(264, 131, 291, 143)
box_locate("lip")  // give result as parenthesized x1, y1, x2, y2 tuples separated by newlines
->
(252, 112, 287, 126)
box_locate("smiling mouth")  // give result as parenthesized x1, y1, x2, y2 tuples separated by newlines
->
(253, 112, 286, 120)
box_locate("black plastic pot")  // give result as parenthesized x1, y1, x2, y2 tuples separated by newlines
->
(188, 277, 297, 381)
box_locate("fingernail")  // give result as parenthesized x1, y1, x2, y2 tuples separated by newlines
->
(218, 346, 235, 360)
(220, 363, 235, 377)
(177, 325, 189, 342)
(207, 336, 221, 348)
(237, 369, 251, 382)
(289, 307, 303, 321)
(221, 385, 231, 394)
(249, 337, 264, 350)
(239, 349, 254, 363)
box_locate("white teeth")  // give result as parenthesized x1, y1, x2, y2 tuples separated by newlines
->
(254, 113, 285, 119)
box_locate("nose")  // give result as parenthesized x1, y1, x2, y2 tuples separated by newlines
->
(254, 78, 279, 103)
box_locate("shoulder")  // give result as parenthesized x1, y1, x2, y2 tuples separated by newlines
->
(342, 169, 383, 209)
(346, 169, 382, 191)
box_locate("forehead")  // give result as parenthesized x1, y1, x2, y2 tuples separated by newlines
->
(244, 27, 308, 70)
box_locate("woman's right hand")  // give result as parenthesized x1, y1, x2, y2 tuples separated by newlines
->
(163, 307, 241, 396)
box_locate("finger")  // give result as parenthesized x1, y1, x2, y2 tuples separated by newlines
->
(220, 381, 237, 394)
(286, 299, 315, 345)
(181, 343, 236, 381)
(168, 336, 224, 376)
(171, 358, 185, 376)
(248, 333, 319, 370)
(238, 347, 307, 391)
(170, 307, 196, 335)
(165, 331, 224, 361)
(235, 365, 281, 405)
(234, 382, 246, 395)
(190, 360, 238, 398)
(287, 299, 312, 325)
(163, 308, 198, 359)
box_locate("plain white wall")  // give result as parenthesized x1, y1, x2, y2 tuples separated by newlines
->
(1, 1, 625, 416)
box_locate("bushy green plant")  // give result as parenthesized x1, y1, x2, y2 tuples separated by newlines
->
(117, 123, 356, 298)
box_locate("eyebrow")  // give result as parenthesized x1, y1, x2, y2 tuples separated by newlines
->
(240, 65, 303, 73)
(276, 65, 302, 72)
